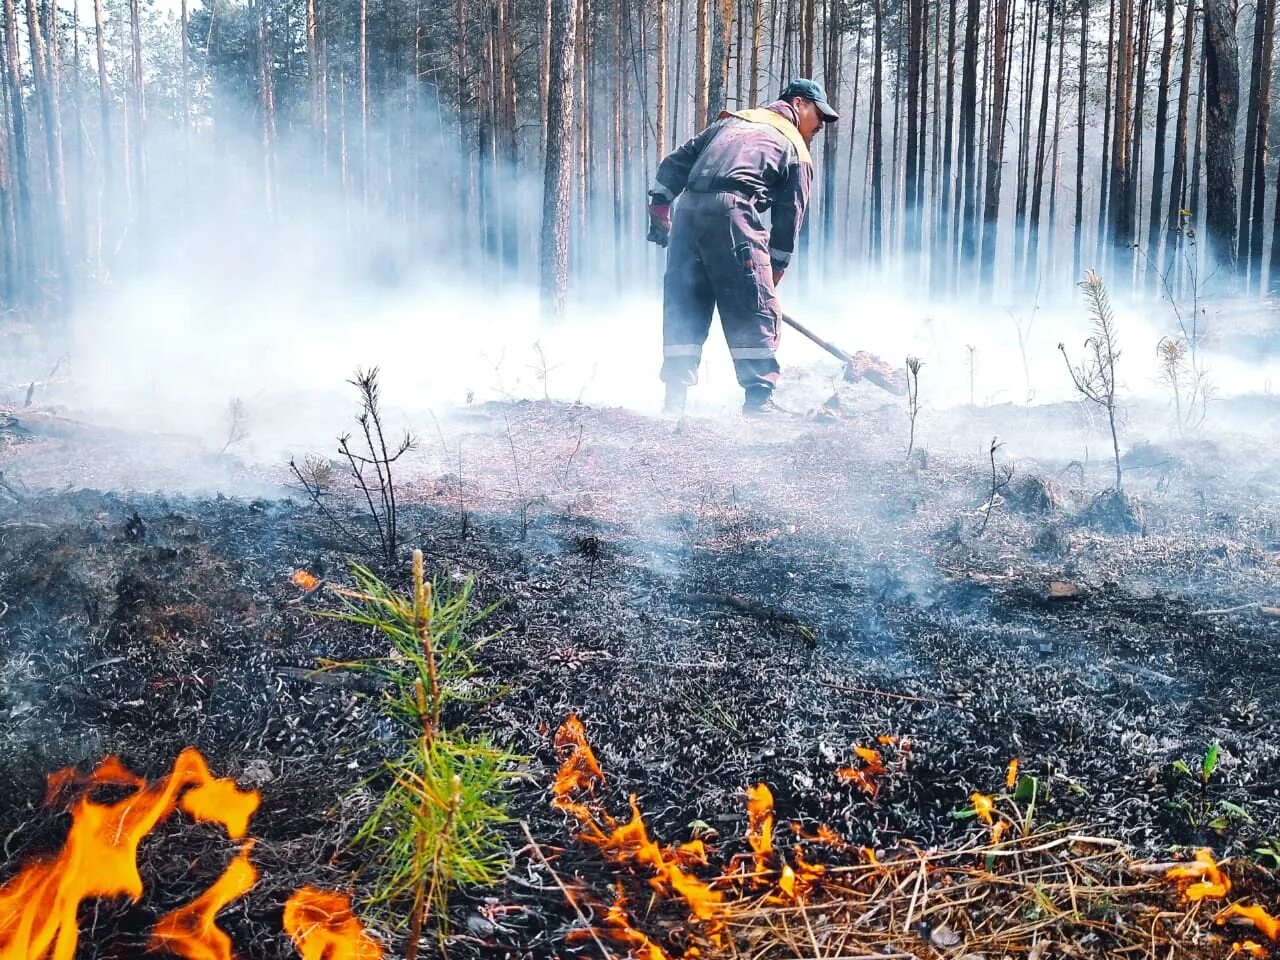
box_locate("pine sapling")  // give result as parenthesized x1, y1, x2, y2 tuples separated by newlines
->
(978, 436, 1015, 535)
(1059, 270, 1124, 490)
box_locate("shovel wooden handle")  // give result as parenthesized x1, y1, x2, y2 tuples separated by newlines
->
(779, 312, 855, 364)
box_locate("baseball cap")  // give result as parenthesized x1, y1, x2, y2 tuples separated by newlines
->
(780, 78, 839, 122)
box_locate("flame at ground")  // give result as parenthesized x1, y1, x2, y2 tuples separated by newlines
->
(283, 887, 384, 960)
(150, 843, 259, 960)
(0, 749, 379, 960)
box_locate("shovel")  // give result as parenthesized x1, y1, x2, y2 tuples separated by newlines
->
(780, 312, 907, 396)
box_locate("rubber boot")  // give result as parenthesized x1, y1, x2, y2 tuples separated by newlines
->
(742, 386, 780, 418)
(663, 383, 688, 417)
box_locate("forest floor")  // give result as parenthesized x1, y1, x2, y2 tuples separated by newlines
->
(2, 352, 1280, 958)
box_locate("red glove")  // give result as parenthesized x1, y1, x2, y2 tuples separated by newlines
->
(772, 266, 785, 287)
(647, 203, 672, 247)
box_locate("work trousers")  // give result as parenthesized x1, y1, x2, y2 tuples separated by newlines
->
(660, 191, 782, 394)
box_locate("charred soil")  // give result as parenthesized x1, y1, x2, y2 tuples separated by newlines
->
(1, 392, 1279, 957)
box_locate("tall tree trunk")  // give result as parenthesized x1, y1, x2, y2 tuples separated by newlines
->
(1045, 0, 1067, 283)
(1202, 0, 1240, 276)
(258, 1, 277, 217)
(613, 0, 624, 286)
(904, 0, 923, 253)
(542, 0, 579, 318)
(1108, 0, 1134, 258)
(696, 0, 709, 127)
(1026, 0, 1055, 285)
(936, 0, 958, 288)
(1238, 0, 1265, 274)
(1015, 0, 1040, 269)
(1247, 0, 1274, 285)
(870, 0, 885, 264)
(24, 0, 70, 300)
(359, 0, 369, 201)
(709, 0, 734, 120)
(1189, 28, 1206, 237)
(128, 0, 145, 200)
(979, 0, 1011, 290)
(92, 0, 112, 270)
(0, 2, 25, 303)
(1146, 0, 1178, 286)
(1164, 0, 1197, 276)
(958, 0, 980, 267)
(1097, 0, 1117, 261)
(748, 0, 763, 103)
(457, 0, 471, 253)
(821, 0, 841, 266)
(1073, 0, 1087, 280)
(1123, 0, 1153, 283)
(657, 0, 668, 158)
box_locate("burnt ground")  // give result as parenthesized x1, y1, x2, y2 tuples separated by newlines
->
(1, 382, 1279, 957)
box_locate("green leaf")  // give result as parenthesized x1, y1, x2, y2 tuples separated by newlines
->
(1172, 759, 1193, 780)
(1208, 817, 1229, 831)
(1217, 800, 1253, 823)
(1202, 742, 1220, 783)
(1013, 775, 1038, 803)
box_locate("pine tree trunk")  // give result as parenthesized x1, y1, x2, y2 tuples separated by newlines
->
(24, 0, 71, 300)
(1108, 0, 1134, 257)
(1146, 0, 1178, 286)
(1026, 0, 1055, 285)
(1015, 0, 1040, 269)
(1073, 0, 1087, 280)
(904, 0, 922, 253)
(1238, 0, 1265, 274)
(1097, 0, 1117, 261)
(1124, 0, 1153, 283)
(1247, 0, 1274, 285)
(657, 0, 668, 158)
(936, 0, 958, 287)
(258, 1, 277, 217)
(979, 0, 1011, 290)
(749, 0, 762, 104)
(0, 5, 23, 304)
(696, 0, 709, 126)
(1045, 0, 1067, 283)
(1164, 0, 1196, 276)
(870, 0, 885, 263)
(128, 0, 145, 198)
(958, 0, 980, 267)
(821, 0, 841, 265)
(1202, 0, 1239, 276)
(542, 0, 579, 318)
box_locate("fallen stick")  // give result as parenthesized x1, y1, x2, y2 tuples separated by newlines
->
(519, 820, 618, 960)
(1191, 601, 1279, 617)
(819, 680, 976, 715)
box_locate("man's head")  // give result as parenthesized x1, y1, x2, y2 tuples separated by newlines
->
(780, 78, 839, 143)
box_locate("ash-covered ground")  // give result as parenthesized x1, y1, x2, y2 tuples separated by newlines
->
(1, 362, 1279, 956)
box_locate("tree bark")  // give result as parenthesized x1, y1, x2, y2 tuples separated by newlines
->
(979, 0, 1011, 290)
(696, 0, 709, 127)
(1026, 0, 1055, 285)
(958, 0, 980, 267)
(1146, 0, 1178, 286)
(657, 0, 668, 158)
(1073, 0, 1087, 280)
(1164, 0, 1197, 276)
(128, 0, 145, 199)
(870, 0, 885, 264)
(904, 0, 923, 253)
(1247, 0, 1274, 284)
(1202, 0, 1240, 276)
(1097, 0, 1117, 261)
(542, 0, 579, 319)
(749, 0, 762, 104)
(936, 0, 958, 287)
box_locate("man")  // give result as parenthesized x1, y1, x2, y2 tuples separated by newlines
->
(647, 78, 839, 417)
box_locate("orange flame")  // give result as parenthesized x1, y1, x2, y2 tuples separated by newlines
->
(552, 714, 605, 809)
(970, 792, 995, 826)
(283, 886, 384, 960)
(0, 748, 259, 960)
(1219, 904, 1280, 942)
(836, 744, 888, 798)
(0, 750, 376, 960)
(149, 843, 259, 960)
(290, 569, 320, 591)
(1165, 848, 1232, 901)
(1005, 758, 1020, 791)
(745, 783, 776, 869)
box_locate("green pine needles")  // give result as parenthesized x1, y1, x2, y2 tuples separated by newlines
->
(322, 550, 519, 959)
